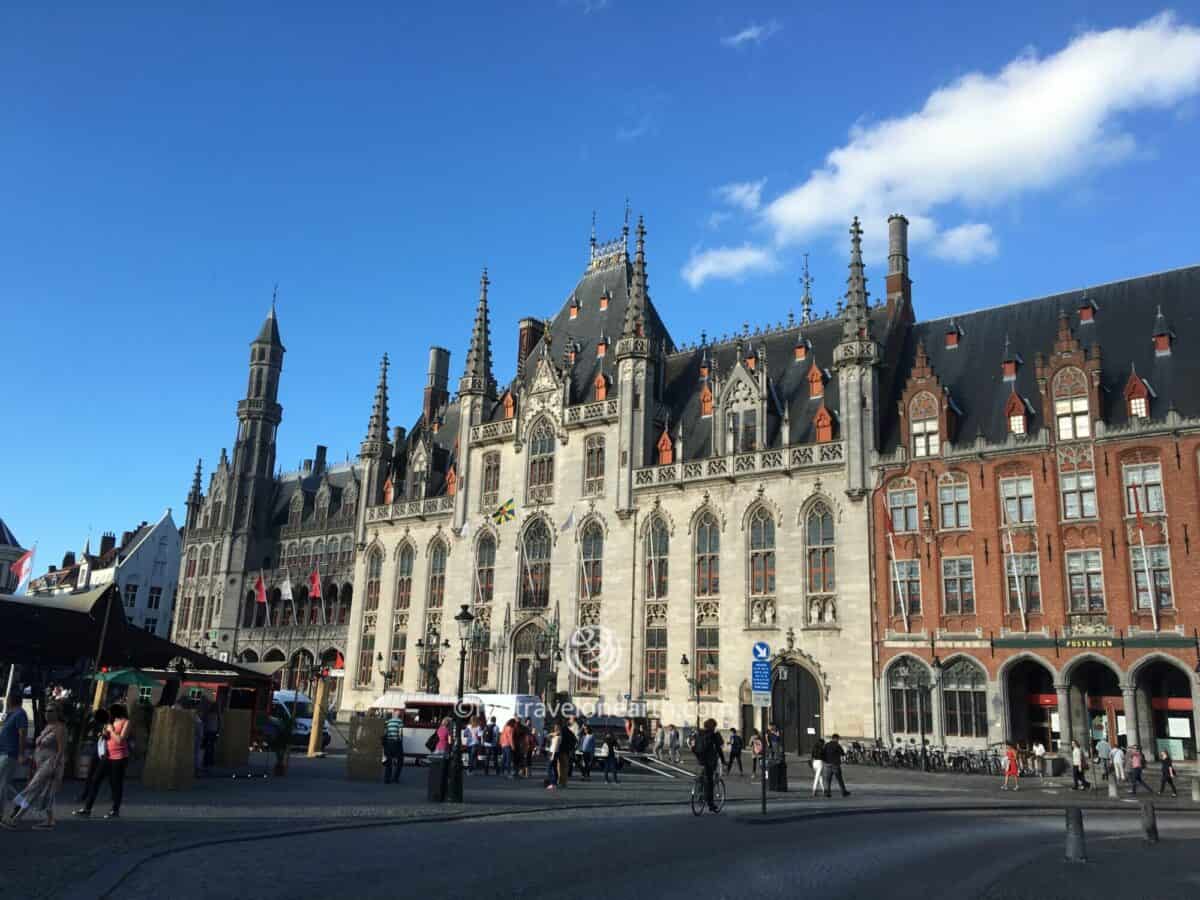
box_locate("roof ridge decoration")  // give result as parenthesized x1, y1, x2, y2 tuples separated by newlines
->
(833, 217, 880, 368)
(360, 353, 391, 459)
(459, 267, 497, 397)
(616, 216, 651, 360)
(800, 253, 813, 325)
(587, 207, 630, 273)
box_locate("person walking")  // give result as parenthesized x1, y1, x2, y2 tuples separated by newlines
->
(2, 704, 66, 830)
(1158, 750, 1178, 797)
(810, 737, 826, 797)
(382, 708, 404, 783)
(579, 726, 596, 780)
(1001, 742, 1020, 791)
(750, 730, 765, 781)
(667, 724, 682, 764)
(821, 733, 851, 798)
(76, 703, 131, 819)
(434, 716, 452, 754)
(482, 717, 499, 775)
(692, 718, 726, 812)
(1128, 745, 1150, 795)
(521, 722, 536, 778)
(0, 692, 29, 823)
(602, 732, 620, 784)
(556, 720, 576, 788)
(726, 727, 744, 775)
(653, 725, 666, 761)
(463, 717, 479, 773)
(76, 708, 109, 804)
(1110, 743, 1126, 783)
(201, 699, 222, 770)
(767, 724, 783, 761)
(544, 724, 561, 791)
(1032, 740, 1047, 780)
(1070, 740, 1090, 791)
(1095, 735, 1112, 781)
(499, 718, 515, 777)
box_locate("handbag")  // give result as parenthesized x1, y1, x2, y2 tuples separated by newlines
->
(424, 733, 439, 752)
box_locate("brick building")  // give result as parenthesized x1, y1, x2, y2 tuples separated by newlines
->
(874, 257, 1200, 761)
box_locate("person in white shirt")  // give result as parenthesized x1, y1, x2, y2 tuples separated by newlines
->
(1110, 744, 1126, 782)
(1032, 740, 1046, 779)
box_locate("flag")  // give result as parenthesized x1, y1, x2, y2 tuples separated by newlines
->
(492, 498, 515, 525)
(559, 508, 575, 533)
(1131, 485, 1145, 531)
(307, 567, 322, 600)
(334, 651, 345, 670)
(280, 578, 293, 603)
(458, 518, 473, 540)
(10, 547, 34, 595)
(254, 573, 267, 604)
(383, 476, 394, 505)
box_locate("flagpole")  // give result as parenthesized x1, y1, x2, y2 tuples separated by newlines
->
(1133, 490, 1159, 632)
(1001, 502, 1027, 633)
(886, 531, 908, 633)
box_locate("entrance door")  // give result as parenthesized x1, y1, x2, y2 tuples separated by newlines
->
(771, 663, 821, 756)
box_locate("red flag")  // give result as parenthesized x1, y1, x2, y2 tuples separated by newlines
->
(254, 573, 267, 605)
(10, 548, 34, 591)
(308, 567, 322, 599)
(334, 652, 345, 670)
(383, 477, 394, 505)
(1131, 485, 1145, 531)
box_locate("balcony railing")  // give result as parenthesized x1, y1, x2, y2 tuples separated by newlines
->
(634, 441, 843, 488)
(366, 495, 454, 523)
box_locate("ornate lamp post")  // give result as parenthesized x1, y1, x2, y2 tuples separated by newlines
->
(679, 654, 701, 731)
(447, 604, 475, 803)
(415, 629, 450, 694)
(895, 659, 940, 771)
(375, 652, 398, 691)
(533, 617, 563, 733)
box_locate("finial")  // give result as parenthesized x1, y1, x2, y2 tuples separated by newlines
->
(590, 210, 597, 249)
(271, 282, 278, 314)
(623, 198, 631, 236)
(700, 329, 707, 345)
(1002, 333, 1011, 359)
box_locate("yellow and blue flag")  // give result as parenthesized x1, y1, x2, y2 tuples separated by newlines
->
(492, 498, 516, 524)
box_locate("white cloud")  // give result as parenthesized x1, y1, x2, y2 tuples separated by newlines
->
(756, 13, 1200, 260)
(681, 244, 778, 289)
(721, 21, 781, 48)
(616, 115, 652, 141)
(931, 223, 998, 263)
(706, 211, 732, 230)
(715, 178, 767, 211)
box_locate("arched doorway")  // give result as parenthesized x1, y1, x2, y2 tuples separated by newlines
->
(739, 680, 754, 741)
(771, 661, 822, 756)
(239, 649, 259, 664)
(1005, 658, 1057, 751)
(510, 621, 547, 697)
(321, 648, 344, 710)
(1066, 658, 1122, 751)
(1134, 658, 1195, 760)
(264, 648, 286, 690)
(288, 649, 315, 692)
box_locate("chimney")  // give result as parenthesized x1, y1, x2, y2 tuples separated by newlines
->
(314, 445, 327, 474)
(886, 213, 912, 321)
(423, 346, 450, 424)
(1078, 297, 1097, 324)
(517, 317, 545, 378)
(62, 551, 75, 568)
(118, 531, 133, 550)
(302, 458, 313, 474)
(99, 532, 116, 557)
(391, 426, 404, 448)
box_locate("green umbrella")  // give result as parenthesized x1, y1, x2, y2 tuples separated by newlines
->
(96, 668, 162, 687)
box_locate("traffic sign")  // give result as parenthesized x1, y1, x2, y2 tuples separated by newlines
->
(752, 641, 770, 661)
(752, 691, 771, 708)
(752, 659, 771, 692)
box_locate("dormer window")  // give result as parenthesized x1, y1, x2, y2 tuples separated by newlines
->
(445, 466, 457, 497)
(1052, 367, 1090, 441)
(807, 365, 824, 399)
(1009, 413, 1026, 435)
(746, 353, 756, 371)
(814, 405, 833, 443)
(909, 392, 940, 458)
(1124, 370, 1152, 420)
(1154, 333, 1172, 356)
(569, 298, 579, 320)
(700, 384, 713, 417)
(1079, 299, 1096, 323)
(596, 340, 607, 358)
(502, 392, 515, 419)
(794, 341, 808, 362)
(656, 429, 674, 465)
(599, 293, 608, 311)
(726, 409, 757, 454)
(1005, 390, 1027, 435)
(594, 374, 608, 402)
(944, 322, 961, 349)
(1130, 396, 1148, 419)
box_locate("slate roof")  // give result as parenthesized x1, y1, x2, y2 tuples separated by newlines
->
(270, 462, 362, 529)
(255, 307, 283, 348)
(0, 517, 19, 549)
(881, 265, 1200, 451)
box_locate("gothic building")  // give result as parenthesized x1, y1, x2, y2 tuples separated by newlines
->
(340, 215, 901, 751)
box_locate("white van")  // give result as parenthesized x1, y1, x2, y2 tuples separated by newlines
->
(463, 693, 543, 728)
(272, 690, 333, 749)
(369, 692, 485, 762)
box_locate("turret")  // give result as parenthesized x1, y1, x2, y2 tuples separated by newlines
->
(231, 300, 284, 533)
(185, 458, 203, 530)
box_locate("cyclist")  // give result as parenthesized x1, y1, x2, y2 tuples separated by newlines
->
(692, 718, 727, 812)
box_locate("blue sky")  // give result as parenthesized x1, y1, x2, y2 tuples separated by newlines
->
(4, 2, 1200, 571)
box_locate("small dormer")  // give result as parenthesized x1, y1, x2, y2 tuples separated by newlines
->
(700, 382, 713, 417)
(596, 333, 608, 358)
(1078, 296, 1097, 324)
(746, 346, 758, 371)
(794, 334, 809, 362)
(1001, 337, 1022, 382)
(807, 363, 825, 400)
(1124, 367, 1155, 420)
(1152, 306, 1173, 356)
(382, 476, 395, 505)
(501, 391, 515, 419)
(944, 320, 962, 349)
(593, 373, 608, 402)
(599, 291, 609, 312)
(656, 427, 674, 465)
(813, 404, 834, 443)
(568, 295, 580, 320)
(445, 465, 457, 497)
(1005, 388, 1028, 436)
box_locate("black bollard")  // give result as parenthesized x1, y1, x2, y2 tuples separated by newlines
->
(1064, 807, 1087, 863)
(1141, 800, 1159, 844)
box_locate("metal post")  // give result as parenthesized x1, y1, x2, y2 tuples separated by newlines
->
(448, 643, 467, 803)
(919, 687, 928, 772)
(760, 706, 768, 815)
(1140, 801, 1159, 844)
(306, 675, 327, 758)
(1064, 807, 1087, 862)
(1191, 777, 1200, 803)
(1107, 775, 1119, 800)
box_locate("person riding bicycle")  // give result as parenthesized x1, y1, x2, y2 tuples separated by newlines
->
(692, 718, 727, 812)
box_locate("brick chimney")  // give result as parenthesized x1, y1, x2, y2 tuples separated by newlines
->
(886, 214, 913, 322)
(313, 445, 327, 475)
(423, 346, 450, 425)
(517, 318, 545, 379)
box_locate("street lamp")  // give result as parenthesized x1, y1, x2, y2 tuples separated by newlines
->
(415, 629, 450, 693)
(375, 652, 397, 690)
(533, 617, 564, 732)
(680, 654, 701, 731)
(447, 604, 475, 804)
(895, 660, 939, 772)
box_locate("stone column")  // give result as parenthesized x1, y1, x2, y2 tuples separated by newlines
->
(1121, 684, 1140, 749)
(1055, 683, 1072, 750)
(931, 682, 946, 749)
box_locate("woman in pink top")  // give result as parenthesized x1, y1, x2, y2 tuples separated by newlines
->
(434, 717, 452, 753)
(75, 703, 131, 819)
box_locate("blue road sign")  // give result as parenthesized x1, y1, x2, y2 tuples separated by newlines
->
(752, 660, 771, 692)
(752, 641, 770, 661)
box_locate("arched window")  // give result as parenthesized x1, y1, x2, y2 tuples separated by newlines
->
(583, 435, 605, 497)
(806, 504, 835, 594)
(694, 513, 720, 597)
(475, 535, 495, 604)
(313, 539, 325, 567)
(644, 517, 669, 599)
(192, 595, 207, 632)
(938, 473, 971, 529)
(427, 541, 447, 609)
(480, 452, 501, 511)
(580, 523, 603, 598)
(199, 546, 212, 577)
(356, 550, 382, 687)
(389, 612, 406, 688)
(185, 547, 197, 578)
(321, 582, 336, 623)
(748, 507, 775, 598)
(1053, 367, 1090, 441)
(910, 392, 940, 458)
(340, 537, 353, 563)
(243, 591, 256, 628)
(239, 649, 259, 664)
(308, 586, 322, 624)
(519, 520, 551, 608)
(338, 584, 352, 625)
(888, 657, 932, 735)
(176, 593, 192, 634)
(528, 418, 555, 502)
(395, 545, 414, 610)
(301, 541, 312, 568)
(941, 658, 988, 738)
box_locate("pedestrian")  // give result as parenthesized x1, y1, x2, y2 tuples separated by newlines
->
(1128, 744, 1150, 795)
(602, 732, 620, 783)
(434, 716, 452, 754)
(1001, 742, 1019, 791)
(463, 716, 479, 773)
(382, 708, 404, 783)
(1110, 743, 1126, 783)
(556, 719, 576, 788)
(0, 692, 29, 822)
(1070, 739, 1090, 791)
(521, 723, 536, 778)
(1032, 739, 1046, 779)
(2, 704, 66, 830)
(76, 708, 109, 804)
(1095, 735, 1112, 781)
(1158, 750, 1178, 797)
(667, 724, 681, 764)
(810, 737, 825, 797)
(482, 717, 499, 775)
(726, 727, 744, 775)
(188, 700, 204, 776)
(691, 718, 726, 813)
(750, 729, 765, 780)
(579, 726, 595, 780)
(499, 718, 515, 777)
(820, 733, 851, 798)
(544, 724, 561, 792)
(76, 703, 132, 819)
(202, 699, 222, 769)
(767, 724, 783, 760)
(653, 725, 666, 761)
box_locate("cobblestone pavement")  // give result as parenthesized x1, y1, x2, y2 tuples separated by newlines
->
(3, 754, 1196, 899)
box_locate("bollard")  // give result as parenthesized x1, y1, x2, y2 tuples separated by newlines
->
(1192, 777, 1200, 803)
(1064, 807, 1088, 863)
(1141, 800, 1159, 844)
(1107, 776, 1119, 800)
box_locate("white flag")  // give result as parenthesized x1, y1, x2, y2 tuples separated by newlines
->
(280, 579, 293, 602)
(459, 519, 473, 540)
(559, 508, 575, 533)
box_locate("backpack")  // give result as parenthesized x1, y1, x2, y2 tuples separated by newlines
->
(424, 732, 439, 752)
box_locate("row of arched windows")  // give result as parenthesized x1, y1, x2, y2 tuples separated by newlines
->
(281, 537, 354, 570)
(240, 584, 352, 629)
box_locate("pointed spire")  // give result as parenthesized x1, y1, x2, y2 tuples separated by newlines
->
(840, 217, 871, 342)
(460, 268, 496, 396)
(621, 216, 647, 340)
(1153, 304, 1170, 336)
(254, 286, 283, 347)
(189, 458, 202, 498)
(362, 354, 390, 456)
(800, 252, 813, 325)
